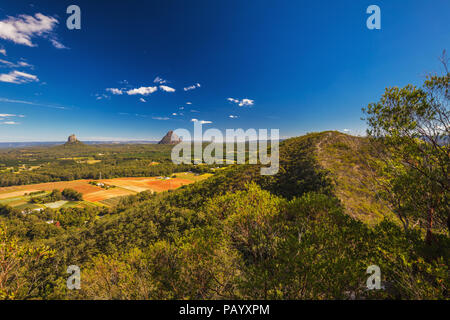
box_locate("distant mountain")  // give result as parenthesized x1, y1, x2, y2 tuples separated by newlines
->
(0, 142, 62, 149)
(64, 134, 84, 146)
(0, 140, 159, 149)
(158, 131, 182, 145)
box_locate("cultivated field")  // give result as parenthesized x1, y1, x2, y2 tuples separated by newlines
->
(0, 173, 212, 208)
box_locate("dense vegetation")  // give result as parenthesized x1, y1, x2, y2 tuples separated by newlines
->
(0, 143, 215, 187)
(0, 68, 448, 300)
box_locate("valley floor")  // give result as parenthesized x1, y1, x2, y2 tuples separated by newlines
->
(0, 172, 212, 209)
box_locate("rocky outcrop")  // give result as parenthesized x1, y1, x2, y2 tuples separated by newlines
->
(64, 134, 83, 146)
(158, 131, 182, 145)
(67, 134, 78, 143)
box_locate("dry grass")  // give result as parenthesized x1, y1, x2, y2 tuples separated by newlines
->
(314, 131, 395, 224)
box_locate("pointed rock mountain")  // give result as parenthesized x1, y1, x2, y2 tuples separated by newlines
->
(158, 131, 182, 145)
(64, 134, 84, 146)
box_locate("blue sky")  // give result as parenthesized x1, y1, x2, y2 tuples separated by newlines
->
(0, 0, 448, 142)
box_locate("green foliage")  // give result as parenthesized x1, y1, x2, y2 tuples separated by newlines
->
(0, 117, 448, 299)
(0, 225, 57, 299)
(30, 189, 62, 204)
(0, 143, 213, 187)
(61, 188, 83, 201)
(62, 183, 449, 300)
(363, 70, 449, 239)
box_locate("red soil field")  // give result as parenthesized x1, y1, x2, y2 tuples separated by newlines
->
(0, 176, 200, 204)
(145, 178, 192, 192)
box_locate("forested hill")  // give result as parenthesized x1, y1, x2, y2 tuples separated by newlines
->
(313, 131, 395, 224)
(0, 131, 448, 300)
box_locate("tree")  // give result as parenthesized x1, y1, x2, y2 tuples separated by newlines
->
(363, 55, 449, 243)
(0, 225, 55, 299)
(62, 188, 83, 201)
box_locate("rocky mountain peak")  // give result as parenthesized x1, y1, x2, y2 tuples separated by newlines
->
(158, 131, 182, 145)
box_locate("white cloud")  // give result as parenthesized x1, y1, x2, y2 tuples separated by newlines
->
(239, 99, 254, 107)
(0, 59, 33, 68)
(49, 38, 67, 49)
(0, 97, 68, 109)
(184, 83, 201, 91)
(0, 13, 64, 48)
(153, 76, 167, 84)
(0, 48, 6, 56)
(106, 88, 123, 95)
(179, 106, 185, 110)
(0, 113, 16, 117)
(191, 118, 212, 124)
(172, 113, 177, 116)
(228, 97, 254, 107)
(343, 129, 350, 133)
(229, 115, 238, 119)
(119, 112, 147, 117)
(127, 86, 158, 96)
(95, 93, 109, 100)
(152, 116, 170, 121)
(0, 59, 15, 67)
(1, 121, 19, 125)
(186, 102, 192, 105)
(140, 98, 146, 103)
(0, 70, 39, 84)
(159, 85, 176, 92)
(18, 61, 32, 67)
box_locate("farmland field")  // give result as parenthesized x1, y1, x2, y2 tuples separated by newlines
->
(0, 173, 212, 208)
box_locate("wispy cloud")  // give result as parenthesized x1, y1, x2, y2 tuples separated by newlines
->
(0, 48, 6, 56)
(186, 102, 192, 105)
(1, 121, 20, 125)
(0, 59, 33, 68)
(184, 83, 201, 91)
(119, 112, 147, 117)
(227, 97, 254, 107)
(0, 97, 69, 109)
(0, 113, 22, 124)
(127, 86, 158, 96)
(49, 38, 67, 49)
(159, 85, 176, 92)
(0, 13, 65, 49)
(140, 98, 146, 103)
(229, 115, 238, 119)
(0, 70, 38, 84)
(95, 93, 110, 100)
(152, 116, 170, 121)
(153, 76, 168, 84)
(0, 59, 15, 67)
(18, 60, 32, 68)
(106, 88, 123, 95)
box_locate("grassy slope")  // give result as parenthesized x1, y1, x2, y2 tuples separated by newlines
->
(313, 131, 395, 224)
